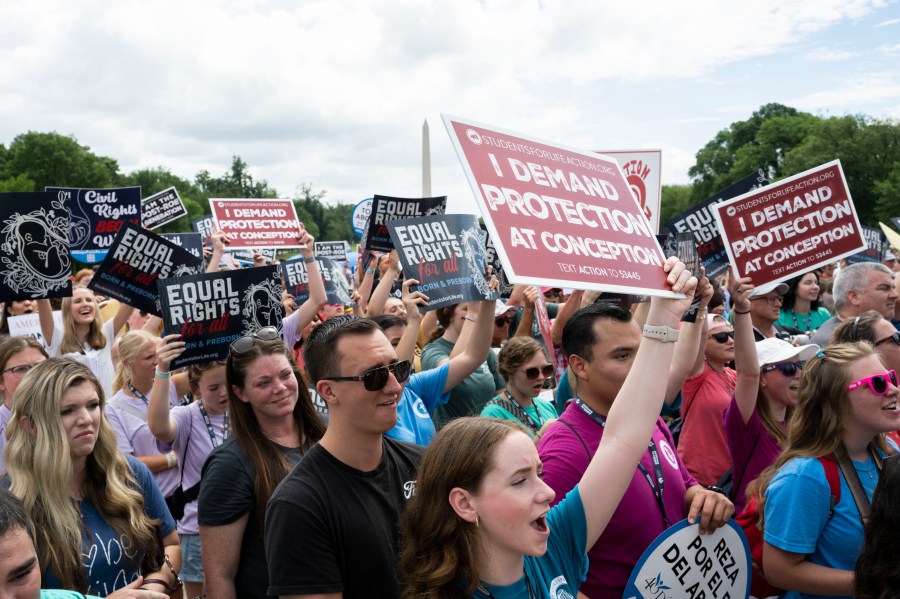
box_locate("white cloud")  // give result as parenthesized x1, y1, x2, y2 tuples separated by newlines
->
(876, 17, 900, 26)
(804, 47, 860, 61)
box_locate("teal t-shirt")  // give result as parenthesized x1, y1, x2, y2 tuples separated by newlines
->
(776, 307, 832, 333)
(480, 395, 558, 438)
(42, 592, 104, 598)
(473, 486, 588, 598)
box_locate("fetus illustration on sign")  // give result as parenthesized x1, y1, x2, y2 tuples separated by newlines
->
(242, 274, 283, 331)
(61, 190, 92, 251)
(1, 196, 71, 295)
(460, 224, 492, 299)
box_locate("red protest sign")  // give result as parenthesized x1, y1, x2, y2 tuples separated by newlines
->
(209, 198, 304, 250)
(712, 160, 865, 287)
(442, 115, 677, 298)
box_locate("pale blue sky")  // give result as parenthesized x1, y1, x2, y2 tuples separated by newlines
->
(2, 0, 898, 216)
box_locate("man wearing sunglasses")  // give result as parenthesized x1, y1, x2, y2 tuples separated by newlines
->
(265, 316, 425, 599)
(747, 281, 793, 342)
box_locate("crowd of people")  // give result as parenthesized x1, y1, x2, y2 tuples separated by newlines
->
(0, 225, 898, 599)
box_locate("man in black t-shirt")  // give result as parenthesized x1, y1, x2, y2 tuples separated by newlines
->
(266, 316, 424, 599)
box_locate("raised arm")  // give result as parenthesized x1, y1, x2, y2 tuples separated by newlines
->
(731, 278, 760, 424)
(442, 299, 495, 393)
(36, 298, 56, 346)
(205, 230, 231, 273)
(111, 299, 136, 339)
(394, 279, 428, 363)
(356, 254, 378, 312)
(665, 274, 713, 404)
(550, 289, 584, 346)
(289, 229, 327, 337)
(147, 334, 186, 443)
(367, 250, 401, 316)
(579, 257, 696, 549)
(513, 286, 537, 339)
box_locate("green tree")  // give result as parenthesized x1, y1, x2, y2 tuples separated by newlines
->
(195, 156, 278, 199)
(0, 174, 36, 192)
(118, 166, 206, 233)
(659, 184, 693, 227)
(3, 131, 119, 189)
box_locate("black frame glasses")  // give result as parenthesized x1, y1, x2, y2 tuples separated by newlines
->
(847, 370, 898, 395)
(709, 331, 735, 344)
(522, 364, 555, 380)
(0, 364, 36, 378)
(751, 295, 784, 306)
(874, 332, 900, 348)
(229, 327, 281, 355)
(322, 360, 412, 391)
(761, 361, 803, 377)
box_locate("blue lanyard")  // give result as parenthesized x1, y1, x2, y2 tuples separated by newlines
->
(198, 405, 228, 448)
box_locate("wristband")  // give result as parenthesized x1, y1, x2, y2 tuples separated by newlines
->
(166, 453, 177, 468)
(642, 324, 679, 343)
(365, 268, 377, 275)
(704, 485, 726, 495)
(303, 255, 317, 264)
(155, 369, 171, 379)
(463, 316, 477, 323)
(733, 309, 751, 315)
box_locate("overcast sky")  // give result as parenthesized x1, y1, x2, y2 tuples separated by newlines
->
(2, 0, 899, 217)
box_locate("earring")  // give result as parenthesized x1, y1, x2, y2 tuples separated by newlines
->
(475, 516, 479, 528)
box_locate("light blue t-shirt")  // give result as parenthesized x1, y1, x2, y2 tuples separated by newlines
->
(43, 455, 177, 597)
(474, 486, 588, 598)
(764, 449, 890, 599)
(385, 363, 449, 446)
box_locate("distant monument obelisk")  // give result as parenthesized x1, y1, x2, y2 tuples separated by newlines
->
(422, 119, 432, 197)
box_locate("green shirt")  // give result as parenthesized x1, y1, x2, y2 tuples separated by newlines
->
(480, 395, 558, 438)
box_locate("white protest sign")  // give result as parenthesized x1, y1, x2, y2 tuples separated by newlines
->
(7, 311, 63, 349)
(598, 149, 662, 234)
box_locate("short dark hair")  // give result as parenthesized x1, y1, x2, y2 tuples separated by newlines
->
(561, 302, 632, 362)
(371, 314, 406, 332)
(0, 488, 32, 540)
(304, 315, 381, 383)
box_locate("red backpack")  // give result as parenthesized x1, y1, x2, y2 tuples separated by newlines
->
(735, 455, 841, 598)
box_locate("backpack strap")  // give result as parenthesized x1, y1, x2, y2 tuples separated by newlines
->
(556, 418, 591, 461)
(817, 455, 841, 519)
(833, 444, 873, 525)
(109, 398, 148, 422)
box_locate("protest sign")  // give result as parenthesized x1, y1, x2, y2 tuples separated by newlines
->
(281, 256, 356, 307)
(192, 215, 277, 264)
(141, 187, 187, 229)
(479, 224, 514, 298)
(209, 198, 303, 250)
(666, 170, 769, 279)
(443, 114, 678, 298)
(597, 149, 662, 233)
(157, 265, 283, 368)
(7, 311, 62, 349)
(844, 225, 886, 264)
(712, 160, 865, 287)
(362, 195, 447, 253)
(0, 192, 73, 302)
(90, 223, 204, 316)
(387, 214, 499, 311)
(314, 240, 350, 262)
(879, 222, 900, 251)
(623, 518, 750, 599)
(46, 186, 141, 263)
(891, 218, 900, 235)
(160, 232, 204, 262)
(351, 198, 373, 238)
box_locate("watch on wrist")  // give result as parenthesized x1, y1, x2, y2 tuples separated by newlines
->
(642, 324, 680, 343)
(704, 485, 726, 495)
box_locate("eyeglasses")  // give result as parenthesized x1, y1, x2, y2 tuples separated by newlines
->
(709, 331, 735, 343)
(322, 360, 412, 391)
(521, 364, 554, 380)
(495, 316, 513, 327)
(0, 364, 38, 378)
(847, 370, 898, 395)
(874, 332, 900, 348)
(229, 327, 281, 355)
(761, 361, 803, 377)
(751, 295, 784, 306)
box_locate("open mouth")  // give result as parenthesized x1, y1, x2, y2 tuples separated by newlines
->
(531, 513, 549, 533)
(882, 401, 898, 411)
(378, 399, 397, 407)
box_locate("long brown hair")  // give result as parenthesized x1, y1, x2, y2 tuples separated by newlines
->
(756, 380, 794, 447)
(60, 287, 106, 353)
(399, 417, 526, 599)
(226, 337, 326, 525)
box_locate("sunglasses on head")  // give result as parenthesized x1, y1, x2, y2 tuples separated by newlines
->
(229, 327, 280, 355)
(522, 364, 555, 380)
(847, 370, 898, 395)
(709, 331, 735, 343)
(322, 360, 412, 391)
(761, 361, 803, 377)
(874, 332, 900, 348)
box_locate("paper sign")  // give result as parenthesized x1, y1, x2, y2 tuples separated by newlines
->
(46, 186, 141, 263)
(352, 198, 373, 238)
(880, 222, 900, 252)
(713, 160, 865, 287)
(387, 213, 499, 312)
(0, 192, 73, 301)
(160, 232, 205, 262)
(141, 187, 187, 230)
(623, 519, 751, 599)
(314, 240, 350, 262)
(192, 215, 278, 263)
(844, 225, 886, 264)
(666, 171, 769, 279)
(443, 114, 678, 298)
(209, 198, 303, 250)
(598, 149, 662, 233)
(90, 223, 204, 316)
(157, 265, 283, 368)
(6, 311, 62, 349)
(281, 255, 356, 307)
(362, 195, 447, 253)
(480, 224, 514, 298)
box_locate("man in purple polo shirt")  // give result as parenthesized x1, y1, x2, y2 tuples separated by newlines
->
(537, 302, 734, 599)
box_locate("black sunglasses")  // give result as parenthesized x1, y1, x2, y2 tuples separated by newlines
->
(874, 332, 900, 348)
(761, 361, 803, 377)
(322, 360, 412, 391)
(229, 327, 281, 355)
(495, 315, 513, 327)
(709, 331, 735, 344)
(522, 364, 555, 380)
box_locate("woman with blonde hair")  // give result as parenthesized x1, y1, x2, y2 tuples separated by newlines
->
(5, 358, 180, 596)
(754, 342, 899, 597)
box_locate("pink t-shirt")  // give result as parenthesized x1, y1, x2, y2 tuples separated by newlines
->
(679, 365, 735, 486)
(723, 395, 783, 513)
(538, 402, 696, 599)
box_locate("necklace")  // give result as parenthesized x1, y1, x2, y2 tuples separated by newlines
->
(857, 459, 877, 480)
(476, 570, 536, 599)
(707, 363, 734, 394)
(790, 311, 812, 334)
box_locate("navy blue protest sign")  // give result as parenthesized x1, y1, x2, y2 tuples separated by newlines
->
(845, 225, 886, 264)
(479, 223, 514, 298)
(157, 265, 283, 368)
(623, 518, 750, 599)
(666, 171, 769, 278)
(160, 232, 205, 263)
(142, 187, 188, 230)
(363, 195, 447, 253)
(90, 223, 204, 316)
(46, 186, 141, 264)
(281, 256, 356, 307)
(0, 192, 73, 302)
(387, 214, 499, 312)
(313, 240, 350, 262)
